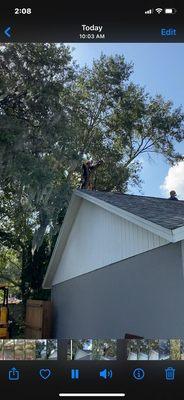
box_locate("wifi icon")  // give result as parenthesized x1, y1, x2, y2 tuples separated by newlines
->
(155, 8, 163, 14)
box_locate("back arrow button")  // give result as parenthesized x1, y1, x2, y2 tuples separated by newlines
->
(4, 27, 11, 38)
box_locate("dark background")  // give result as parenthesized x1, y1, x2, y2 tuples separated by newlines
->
(0, 0, 183, 42)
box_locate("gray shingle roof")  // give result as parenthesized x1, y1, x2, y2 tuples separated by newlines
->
(78, 189, 184, 230)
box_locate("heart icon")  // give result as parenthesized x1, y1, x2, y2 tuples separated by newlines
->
(39, 369, 51, 380)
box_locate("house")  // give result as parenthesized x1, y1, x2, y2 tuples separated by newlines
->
(43, 189, 184, 339)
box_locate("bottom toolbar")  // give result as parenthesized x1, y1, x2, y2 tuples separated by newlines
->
(0, 340, 184, 399)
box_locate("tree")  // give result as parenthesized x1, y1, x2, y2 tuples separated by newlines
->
(0, 246, 21, 300)
(0, 43, 76, 253)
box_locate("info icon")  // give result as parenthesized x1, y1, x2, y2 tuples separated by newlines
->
(132, 368, 145, 380)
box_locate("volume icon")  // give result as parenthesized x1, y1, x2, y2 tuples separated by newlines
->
(99, 369, 113, 380)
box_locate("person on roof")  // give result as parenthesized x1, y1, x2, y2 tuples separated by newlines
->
(169, 190, 178, 201)
(81, 159, 103, 190)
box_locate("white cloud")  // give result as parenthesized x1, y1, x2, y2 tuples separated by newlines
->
(160, 161, 184, 199)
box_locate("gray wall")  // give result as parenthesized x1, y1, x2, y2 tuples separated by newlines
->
(51, 242, 184, 339)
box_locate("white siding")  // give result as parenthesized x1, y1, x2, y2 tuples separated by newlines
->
(52, 199, 169, 285)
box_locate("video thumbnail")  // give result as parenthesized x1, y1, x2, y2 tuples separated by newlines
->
(127, 339, 183, 360)
(67, 339, 117, 360)
(0, 339, 57, 360)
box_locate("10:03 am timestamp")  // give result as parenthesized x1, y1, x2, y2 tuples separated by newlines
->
(79, 33, 105, 39)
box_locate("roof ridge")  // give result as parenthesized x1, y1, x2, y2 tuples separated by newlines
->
(76, 189, 184, 202)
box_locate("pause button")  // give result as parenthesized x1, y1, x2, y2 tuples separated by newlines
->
(71, 369, 80, 380)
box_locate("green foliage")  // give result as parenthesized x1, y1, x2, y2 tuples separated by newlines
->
(21, 235, 51, 303)
(0, 247, 21, 299)
(170, 339, 181, 360)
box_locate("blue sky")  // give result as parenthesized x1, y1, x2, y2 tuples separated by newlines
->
(68, 43, 184, 198)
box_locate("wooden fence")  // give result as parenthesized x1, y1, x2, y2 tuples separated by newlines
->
(25, 300, 52, 339)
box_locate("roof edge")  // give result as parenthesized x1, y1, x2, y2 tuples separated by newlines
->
(172, 226, 184, 242)
(75, 190, 174, 242)
(42, 193, 82, 289)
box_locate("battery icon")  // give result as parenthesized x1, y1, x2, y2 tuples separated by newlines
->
(164, 8, 177, 14)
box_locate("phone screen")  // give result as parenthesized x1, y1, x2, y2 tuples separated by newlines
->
(0, 2, 184, 399)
